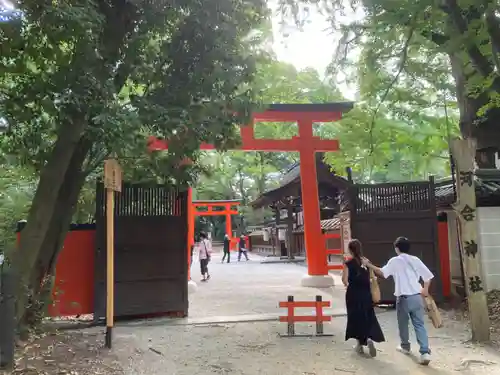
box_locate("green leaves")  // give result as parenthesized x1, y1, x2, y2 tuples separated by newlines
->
(0, 0, 271, 187)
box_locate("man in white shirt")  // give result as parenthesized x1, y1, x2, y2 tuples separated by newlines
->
(363, 236, 433, 366)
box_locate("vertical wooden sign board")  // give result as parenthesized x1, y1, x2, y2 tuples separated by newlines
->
(451, 138, 490, 342)
(103, 158, 122, 349)
(340, 212, 351, 259)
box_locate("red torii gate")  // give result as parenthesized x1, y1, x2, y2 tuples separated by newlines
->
(149, 102, 354, 287)
(190, 199, 241, 250)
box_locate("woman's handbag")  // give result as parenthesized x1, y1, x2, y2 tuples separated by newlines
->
(369, 269, 381, 303)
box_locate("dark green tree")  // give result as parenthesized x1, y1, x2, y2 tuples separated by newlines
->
(0, 0, 267, 323)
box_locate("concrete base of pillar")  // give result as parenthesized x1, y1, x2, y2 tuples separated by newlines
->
(188, 280, 198, 293)
(300, 274, 335, 288)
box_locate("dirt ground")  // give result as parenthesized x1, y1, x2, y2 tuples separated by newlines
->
(5, 251, 500, 374)
(111, 307, 500, 375)
(0, 331, 122, 375)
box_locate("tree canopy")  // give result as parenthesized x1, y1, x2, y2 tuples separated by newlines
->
(0, 0, 268, 323)
(278, 0, 496, 166)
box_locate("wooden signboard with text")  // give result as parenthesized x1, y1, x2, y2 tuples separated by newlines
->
(104, 159, 122, 192)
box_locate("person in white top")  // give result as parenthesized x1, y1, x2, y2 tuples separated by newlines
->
(198, 232, 212, 282)
(363, 236, 433, 366)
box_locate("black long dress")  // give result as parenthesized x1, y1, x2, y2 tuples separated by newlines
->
(345, 259, 385, 345)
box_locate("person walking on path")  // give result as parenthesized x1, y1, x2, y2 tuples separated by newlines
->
(362, 236, 434, 366)
(342, 239, 385, 357)
(198, 232, 212, 282)
(222, 234, 231, 263)
(238, 234, 249, 261)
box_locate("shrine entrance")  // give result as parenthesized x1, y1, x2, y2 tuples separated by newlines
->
(149, 102, 354, 288)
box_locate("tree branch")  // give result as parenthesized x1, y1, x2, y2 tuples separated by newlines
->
(368, 25, 415, 156)
(419, 29, 449, 46)
(485, 12, 500, 73)
(442, 0, 500, 91)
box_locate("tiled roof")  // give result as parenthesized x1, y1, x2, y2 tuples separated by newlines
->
(434, 169, 500, 207)
(250, 155, 349, 209)
(293, 217, 341, 233)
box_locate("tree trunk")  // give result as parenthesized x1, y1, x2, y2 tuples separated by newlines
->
(449, 53, 500, 167)
(11, 120, 87, 322)
(451, 138, 490, 342)
(31, 138, 91, 294)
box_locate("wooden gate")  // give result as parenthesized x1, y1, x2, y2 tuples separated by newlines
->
(349, 177, 442, 303)
(94, 183, 188, 320)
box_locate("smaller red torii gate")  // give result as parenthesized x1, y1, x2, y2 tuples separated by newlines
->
(189, 198, 241, 250)
(186, 194, 241, 282)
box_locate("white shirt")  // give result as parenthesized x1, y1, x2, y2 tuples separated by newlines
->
(198, 239, 212, 260)
(381, 253, 434, 297)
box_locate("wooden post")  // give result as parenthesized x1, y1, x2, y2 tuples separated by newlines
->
(103, 158, 122, 349)
(274, 207, 281, 256)
(286, 202, 295, 260)
(0, 268, 15, 369)
(287, 295, 295, 336)
(315, 295, 324, 335)
(451, 138, 490, 342)
(187, 188, 194, 280)
(105, 188, 114, 348)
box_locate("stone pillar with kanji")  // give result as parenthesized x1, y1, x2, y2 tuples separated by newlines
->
(451, 138, 490, 342)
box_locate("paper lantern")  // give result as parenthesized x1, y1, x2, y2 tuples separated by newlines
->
(278, 229, 286, 241)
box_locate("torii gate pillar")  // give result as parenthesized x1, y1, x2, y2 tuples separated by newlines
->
(296, 119, 333, 287)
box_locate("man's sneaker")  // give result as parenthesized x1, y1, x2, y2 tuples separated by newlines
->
(419, 353, 431, 366)
(396, 346, 411, 355)
(367, 339, 377, 357)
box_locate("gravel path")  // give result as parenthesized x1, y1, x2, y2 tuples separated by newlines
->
(187, 249, 346, 319)
(113, 313, 500, 375)
(108, 250, 500, 374)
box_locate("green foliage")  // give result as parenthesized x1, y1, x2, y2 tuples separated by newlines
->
(0, 155, 36, 258)
(277, 0, 500, 155)
(321, 105, 458, 182)
(0, 0, 268, 180)
(0, 0, 271, 238)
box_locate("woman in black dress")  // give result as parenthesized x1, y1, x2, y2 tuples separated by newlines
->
(342, 239, 385, 357)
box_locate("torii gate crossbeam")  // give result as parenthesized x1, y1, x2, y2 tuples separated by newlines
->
(149, 102, 354, 288)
